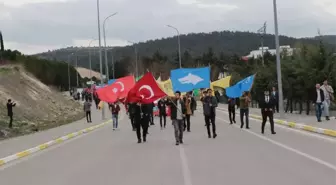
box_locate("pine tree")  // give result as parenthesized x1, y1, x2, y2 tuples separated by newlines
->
(0, 31, 4, 52)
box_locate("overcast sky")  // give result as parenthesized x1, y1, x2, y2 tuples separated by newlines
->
(1, 0, 335, 54)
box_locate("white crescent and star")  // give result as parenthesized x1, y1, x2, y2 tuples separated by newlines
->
(138, 85, 154, 99)
(111, 82, 125, 93)
(116, 82, 125, 91)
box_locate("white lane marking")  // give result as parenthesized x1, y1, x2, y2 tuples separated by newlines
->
(179, 145, 193, 185)
(217, 109, 336, 143)
(217, 117, 336, 171)
(0, 113, 126, 170)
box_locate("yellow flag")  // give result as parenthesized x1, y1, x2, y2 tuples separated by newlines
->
(159, 78, 186, 97)
(159, 79, 175, 97)
(211, 76, 231, 88)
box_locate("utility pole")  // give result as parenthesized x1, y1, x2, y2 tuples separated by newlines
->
(76, 55, 79, 87)
(96, 0, 105, 120)
(273, 0, 285, 118)
(111, 52, 115, 79)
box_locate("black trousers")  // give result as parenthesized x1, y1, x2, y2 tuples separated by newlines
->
(150, 113, 154, 125)
(240, 108, 249, 128)
(159, 113, 166, 128)
(183, 114, 191, 131)
(261, 110, 275, 133)
(204, 115, 216, 136)
(130, 114, 136, 130)
(136, 116, 149, 140)
(86, 111, 91, 122)
(273, 102, 279, 113)
(228, 106, 235, 124)
(8, 115, 13, 128)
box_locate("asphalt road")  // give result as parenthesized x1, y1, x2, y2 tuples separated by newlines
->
(0, 109, 335, 185)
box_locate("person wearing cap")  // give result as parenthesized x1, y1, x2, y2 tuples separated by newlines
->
(167, 91, 186, 145)
(259, 89, 276, 134)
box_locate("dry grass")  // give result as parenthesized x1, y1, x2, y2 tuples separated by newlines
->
(0, 65, 84, 139)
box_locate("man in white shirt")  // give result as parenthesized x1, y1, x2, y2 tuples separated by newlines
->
(313, 84, 325, 122)
(320, 80, 334, 120)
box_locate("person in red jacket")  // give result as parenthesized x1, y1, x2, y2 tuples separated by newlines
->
(109, 102, 121, 130)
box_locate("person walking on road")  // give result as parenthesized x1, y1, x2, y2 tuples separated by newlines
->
(228, 98, 236, 124)
(201, 89, 218, 138)
(127, 103, 136, 131)
(183, 92, 193, 132)
(320, 80, 334, 121)
(259, 90, 276, 134)
(110, 102, 121, 130)
(167, 91, 186, 145)
(134, 102, 150, 143)
(83, 98, 92, 123)
(158, 97, 167, 129)
(7, 99, 16, 128)
(239, 91, 250, 129)
(271, 87, 279, 113)
(312, 84, 325, 122)
(149, 102, 155, 126)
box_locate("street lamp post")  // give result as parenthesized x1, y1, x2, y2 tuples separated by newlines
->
(96, 0, 105, 120)
(88, 39, 97, 102)
(273, 0, 284, 118)
(103, 12, 118, 81)
(167, 25, 182, 68)
(67, 53, 74, 96)
(75, 55, 79, 87)
(127, 40, 138, 78)
(111, 52, 115, 79)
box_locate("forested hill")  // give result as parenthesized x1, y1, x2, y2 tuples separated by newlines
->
(34, 31, 335, 69)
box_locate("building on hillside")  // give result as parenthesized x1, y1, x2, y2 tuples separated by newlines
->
(244, 45, 295, 59)
(75, 67, 104, 81)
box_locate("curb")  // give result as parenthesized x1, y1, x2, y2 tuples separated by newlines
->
(0, 120, 111, 167)
(217, 108, 336, 138)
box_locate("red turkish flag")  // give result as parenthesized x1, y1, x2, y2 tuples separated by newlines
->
(97, 76, 135, 103)
(126, 72, 167, 104)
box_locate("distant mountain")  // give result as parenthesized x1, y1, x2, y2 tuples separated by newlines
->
(34, 31, 335, 70)
(314, 35, 336, 46)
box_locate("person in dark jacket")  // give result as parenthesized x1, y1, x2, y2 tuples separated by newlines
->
(201, 89, 218, 138)
(259, 90, 276, 134)
(228, 98, 236, 124)
(157, 97, 168, 129)
(239, 91, 250, 129)
(7, 99, 16, 128)
(132, 102, 149, 143)
(138, 103, 151, 143)
(127, 103, 136, 131)
(312, 84, 325, 122)
(149, 102, 155, 125)
(167, 91, 186, 145)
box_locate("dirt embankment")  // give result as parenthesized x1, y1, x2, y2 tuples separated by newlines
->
(0, 65, 84, 139)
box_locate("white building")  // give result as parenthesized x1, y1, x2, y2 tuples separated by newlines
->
(245, 45, 294, 58)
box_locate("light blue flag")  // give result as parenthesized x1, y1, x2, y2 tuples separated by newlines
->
(236, 74, 255, 92)
(225, 74, 255, 98)
(225, 84, 242, 98)
(108, 79, 116, 85)
(170, 67, 210, 93)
